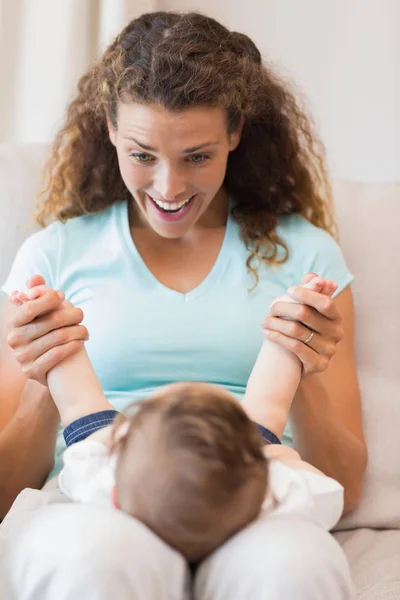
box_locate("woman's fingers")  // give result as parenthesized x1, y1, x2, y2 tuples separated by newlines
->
(263, 329, 331, 375)
(267, 300, 343, 344)
(285, 286, 340, 321)
(263, 317, 335, 358)
(13, 325, 89, 365)
(20, 340, 85, 385)
(7, 305, 85, 347)
(267, 302, 328, 335)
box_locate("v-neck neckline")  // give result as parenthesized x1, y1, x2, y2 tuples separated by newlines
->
(118, 200, 235, 302)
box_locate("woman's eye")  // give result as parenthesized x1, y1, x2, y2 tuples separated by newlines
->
(188, 154, 209, 164)
(131, 153, 154, 164)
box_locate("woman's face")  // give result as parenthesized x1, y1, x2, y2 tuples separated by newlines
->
(107, 102, 242, 238)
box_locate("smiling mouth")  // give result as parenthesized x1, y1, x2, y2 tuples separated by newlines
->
(147, 194, 195, 214)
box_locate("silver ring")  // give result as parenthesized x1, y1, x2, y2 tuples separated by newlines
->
(303, 330, 315, 345)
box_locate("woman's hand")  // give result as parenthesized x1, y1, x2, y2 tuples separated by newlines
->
(7, 275, 88, 386)
(262, 273, 344, 377)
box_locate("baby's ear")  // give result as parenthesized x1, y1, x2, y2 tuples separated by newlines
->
(111, 486, 120, 509)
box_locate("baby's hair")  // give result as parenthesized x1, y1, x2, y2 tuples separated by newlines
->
(109, 384, 267, 562)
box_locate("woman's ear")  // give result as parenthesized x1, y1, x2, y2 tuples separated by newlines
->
(111, 485, 120, 509)
(105, 110, 117, 147)
(229, 114, 245, 151)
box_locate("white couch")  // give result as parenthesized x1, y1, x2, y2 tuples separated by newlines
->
(1, 144, 400, 598)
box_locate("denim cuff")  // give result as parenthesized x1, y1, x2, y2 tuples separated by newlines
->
(254, 422, 282, 445)
(63, 410, 119, 447)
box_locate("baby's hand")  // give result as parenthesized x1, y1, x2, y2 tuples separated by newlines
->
(269, 276, 337, 313)
(300, 276, 337, 298)
(10, 289, 30, 306)
(10, 285, 73, 309)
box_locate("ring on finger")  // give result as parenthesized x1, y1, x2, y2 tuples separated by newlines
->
(303, 329, 315, 345)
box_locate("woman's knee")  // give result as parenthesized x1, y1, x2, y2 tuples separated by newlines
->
(195, 517, 355, 600)
(5, 503, 190, 600)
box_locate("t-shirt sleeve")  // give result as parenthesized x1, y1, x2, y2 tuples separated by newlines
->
(279, 215, 354, 297)
(58, 439, 115, 508)
(1, 224, 60, 297)
(263, 460, 344, 530)
(305, 232, 354, 297)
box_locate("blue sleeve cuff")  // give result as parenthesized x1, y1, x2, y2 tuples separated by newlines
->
(254, 423, 281, 445)
(63, 410, 119, 447)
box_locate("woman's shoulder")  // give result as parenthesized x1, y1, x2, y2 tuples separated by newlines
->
(1, 202, 125, 294)
(276, 213, 342, 263)
(53, 201, 123, 241)
(23, 201, 122, 250)
(275, 214, 353, 294)
(276, 213, 333, 246)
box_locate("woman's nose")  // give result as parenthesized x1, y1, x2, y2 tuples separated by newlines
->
(153, 168, 187, 200)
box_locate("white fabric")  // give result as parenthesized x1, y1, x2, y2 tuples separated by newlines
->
(58, 439, 344, 532)
(0, 503, 190, 600)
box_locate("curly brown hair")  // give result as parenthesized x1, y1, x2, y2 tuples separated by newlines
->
(36, 11, 335, 285)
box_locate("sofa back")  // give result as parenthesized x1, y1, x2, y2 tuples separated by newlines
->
(333, 180, 400, 529)
(0, 144, 45, 286)
(0, 144, 399, 529)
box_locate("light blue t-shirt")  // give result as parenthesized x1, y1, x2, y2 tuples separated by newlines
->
(2, 200, 354, 478)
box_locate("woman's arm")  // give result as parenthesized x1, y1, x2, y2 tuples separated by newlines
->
(0, 278, 89, 517)
(10, 286, 114, 428)
(289, 287, 367, 513)
(0, 380, 60, 519)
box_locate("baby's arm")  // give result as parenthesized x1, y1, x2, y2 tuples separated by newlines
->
(262, 443, 324, 474)
(243, 276, 337, 440)
(10, 288, 114, 429)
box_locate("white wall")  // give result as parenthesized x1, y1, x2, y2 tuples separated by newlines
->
(1, 0, 397, 182)
(160, 0, 399, 182)
(0, 0, 157, 145)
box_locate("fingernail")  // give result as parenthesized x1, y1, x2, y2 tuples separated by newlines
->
(57, 291, 65, 300)
(287, 286, 296, 295)
(263, 329, 270, 337)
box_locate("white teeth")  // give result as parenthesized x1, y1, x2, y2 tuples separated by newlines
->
(150, 196, 192, 211)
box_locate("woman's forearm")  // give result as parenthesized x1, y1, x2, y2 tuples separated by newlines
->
(0, 380, 60, 520)
(290, 375, 368, 514)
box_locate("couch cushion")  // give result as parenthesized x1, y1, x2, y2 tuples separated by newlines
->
(334, 529, 400, 599)
(333, 181, 400, 530)
(0, 144, 48, 289)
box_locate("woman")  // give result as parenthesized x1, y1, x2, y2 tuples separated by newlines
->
(0, 11, 366, 599)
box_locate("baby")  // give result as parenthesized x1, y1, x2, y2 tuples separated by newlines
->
(10, 276, 343, 563)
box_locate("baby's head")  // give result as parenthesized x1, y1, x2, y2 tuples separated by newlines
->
(110, 382, 267, 562)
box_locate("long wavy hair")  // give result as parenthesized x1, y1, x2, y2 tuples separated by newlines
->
(36, 11, 335, 285)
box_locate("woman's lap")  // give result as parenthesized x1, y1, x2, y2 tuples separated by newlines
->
(196, 510, 355, 600)
(0, 491, 355, 600)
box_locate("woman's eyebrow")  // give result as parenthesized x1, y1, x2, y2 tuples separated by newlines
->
(123, 137, 219, 153)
